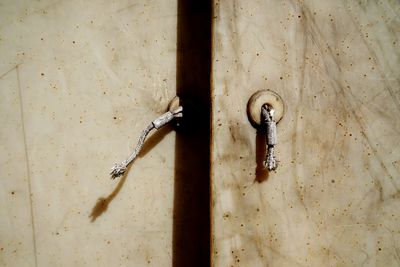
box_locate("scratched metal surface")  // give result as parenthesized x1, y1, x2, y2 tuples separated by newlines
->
(212, 0, 400, 266)
(0, 1, 177, 266)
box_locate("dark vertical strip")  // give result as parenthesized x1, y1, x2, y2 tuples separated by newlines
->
(173, 0, 211, 266)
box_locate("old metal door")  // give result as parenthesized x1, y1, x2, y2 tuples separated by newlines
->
(211, 1, 400, 266)
(1, 0, 400, 266)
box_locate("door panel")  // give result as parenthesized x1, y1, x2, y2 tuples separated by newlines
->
(212, 1, 400, 266)
(1, 0, 400, 266)
(0, 1, 177, 266)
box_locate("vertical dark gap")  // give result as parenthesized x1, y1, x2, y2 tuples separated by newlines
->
(173, 0, 211, 266)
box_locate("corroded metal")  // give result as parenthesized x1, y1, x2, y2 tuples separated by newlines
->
(262, 105, 278, 171)
(110, 106, 183, 179)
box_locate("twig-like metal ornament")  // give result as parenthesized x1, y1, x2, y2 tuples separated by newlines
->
(110, 106, 183, 179)
(261, 105, 278, 171)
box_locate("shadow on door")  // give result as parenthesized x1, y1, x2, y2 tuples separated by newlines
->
(173, 0, 211, 266)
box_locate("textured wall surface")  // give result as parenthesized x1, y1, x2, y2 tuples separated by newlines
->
(2, 0, 400, 266)
(212, 0, 400, 266)
(0, 1, 177, 266)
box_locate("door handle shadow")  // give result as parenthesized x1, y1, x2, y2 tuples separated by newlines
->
(89, 126, 172, 222)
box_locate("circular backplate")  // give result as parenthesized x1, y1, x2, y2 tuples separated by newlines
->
(247, 90, 284, 127)
(168, 96, 181, 112)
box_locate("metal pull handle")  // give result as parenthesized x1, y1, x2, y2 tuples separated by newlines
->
(262, 105, 278, 171)
(110, 99, 182, 179)
(247, 90, 284, 171)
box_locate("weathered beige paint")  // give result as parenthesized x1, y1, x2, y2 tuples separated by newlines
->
(212, 0, 400, 266)
(0, 0, 177, 266)
(1, 0, 400, 266)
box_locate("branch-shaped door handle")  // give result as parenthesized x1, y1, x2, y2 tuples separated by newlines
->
(110, 98, 182, 179)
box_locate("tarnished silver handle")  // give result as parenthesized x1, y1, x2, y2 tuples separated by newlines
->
(110, 105, 183, 179)
(262, 105, 278, 171)
(247, 90, 284, 171)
